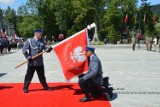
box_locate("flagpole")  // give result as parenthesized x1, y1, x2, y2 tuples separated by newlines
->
(139, 11, 141, 33)
(87, 23, 96, 45)
(15, 51, 46, 69)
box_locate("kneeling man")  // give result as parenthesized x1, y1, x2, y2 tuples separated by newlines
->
(78, 46, 103, 102)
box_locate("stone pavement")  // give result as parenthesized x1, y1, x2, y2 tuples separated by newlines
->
(0, 44, 160, 107)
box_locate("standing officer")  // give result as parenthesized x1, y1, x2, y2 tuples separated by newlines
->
(78, 46, 103, 102)
(131, 29, 136, 51)
(22, 29, 52, 93)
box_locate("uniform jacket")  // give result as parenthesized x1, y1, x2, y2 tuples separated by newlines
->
(83, 54, 103, 85)
(22, 38, 48, 66)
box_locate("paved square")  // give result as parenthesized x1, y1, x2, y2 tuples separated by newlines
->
(0, 45, 160, 107)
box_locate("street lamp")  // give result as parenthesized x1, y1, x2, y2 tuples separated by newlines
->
(138, 0, 147, 50)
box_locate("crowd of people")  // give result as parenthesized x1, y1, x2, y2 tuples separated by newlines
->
(0, 37, 24, 54)
(145, 36, 160, 52)
(131, 30, 160, 52)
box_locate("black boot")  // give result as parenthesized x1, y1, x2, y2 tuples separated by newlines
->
(107, 87, 113, 98)
(23, 88, 28, 93)
(23, 82, 29, 93)
(80, 93, 91, 102)
(43, 87, 52, 91)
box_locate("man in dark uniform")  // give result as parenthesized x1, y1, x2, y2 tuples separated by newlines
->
(22, 29, 52, 93)
(78, 46, 103, 102)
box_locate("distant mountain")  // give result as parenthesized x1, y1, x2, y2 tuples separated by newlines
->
(150, 4, 160, 15)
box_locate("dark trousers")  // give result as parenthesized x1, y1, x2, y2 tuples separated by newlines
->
(138, 40, 140, 50)
(0, 46, 3, 54)
(8, 45, 11, 52)
(78, 77, 99, 97)
(0, 46, 1, 54)
(132, 43, 136, 51)
(24, 65, 49, 89)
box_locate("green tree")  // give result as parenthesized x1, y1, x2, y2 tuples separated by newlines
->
(70, 0, 106, 39)
(0, 8, 3, 29)
(53, 0, 74, 36)
(18, 15, 42, 37)
(102, 0, 137, 43)
(3, 7, 17, 33)
(3, 7, 16, 24)
(102, 0, 120, 43)
(140, 0, 155, 37)
(25, 0, 59, 39)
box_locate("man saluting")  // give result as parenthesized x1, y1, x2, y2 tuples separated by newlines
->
(22, 29, 52, 93)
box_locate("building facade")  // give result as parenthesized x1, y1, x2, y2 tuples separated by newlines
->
(0, 19, 15, 37)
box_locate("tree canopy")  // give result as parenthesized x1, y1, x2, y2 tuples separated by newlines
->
(0, 0, 159, 42)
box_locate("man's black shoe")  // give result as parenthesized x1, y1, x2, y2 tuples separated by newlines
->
(108, 87, 113, 98)
(80, 97, 91, 102)
(43, 87, 52, 91)
(23, 88, 28, 93)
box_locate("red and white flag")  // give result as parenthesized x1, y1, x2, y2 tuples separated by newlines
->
(53, 29, 89, 80)
(124, 14, 128, 23)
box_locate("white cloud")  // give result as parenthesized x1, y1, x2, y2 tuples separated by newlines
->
(0, 0, 15, 5)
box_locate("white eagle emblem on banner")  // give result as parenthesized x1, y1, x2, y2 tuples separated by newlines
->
(70, 46, 86, 63)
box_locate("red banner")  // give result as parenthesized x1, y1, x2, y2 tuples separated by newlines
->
(53, 29, 88, 80)
(124, 14, 128, 23)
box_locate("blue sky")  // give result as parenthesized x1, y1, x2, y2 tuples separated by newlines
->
(0, 0, 27, 10)
(0, 0, 160, 10)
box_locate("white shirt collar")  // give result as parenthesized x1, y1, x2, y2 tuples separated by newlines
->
(90, 54, 94, 60)
(34, 37, 38, 41)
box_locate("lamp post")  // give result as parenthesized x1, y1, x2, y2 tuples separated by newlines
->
(138, 0, 148, 50)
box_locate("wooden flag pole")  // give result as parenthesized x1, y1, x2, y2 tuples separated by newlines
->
(15, 51, 46, 69)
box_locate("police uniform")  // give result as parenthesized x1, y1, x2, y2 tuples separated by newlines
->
(78, 46, 103, 102)
(22, 29, 52, 93)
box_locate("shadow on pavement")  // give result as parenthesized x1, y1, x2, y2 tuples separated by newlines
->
(109, 93, 118, 101)
(51, 84, 75, 90)
(0, 73, 7, 77)
(29, 84, 74, 92)
(0, 86, 13, 90)
(73, 89, 83, 95)
(0, 52, 16, 56)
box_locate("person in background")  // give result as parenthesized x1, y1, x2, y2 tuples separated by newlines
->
(153, 36, 157, 52)
(51, 36, 55, 43)
(8, 38, 12, 52)
(103, 38, 107, 45)
(131, 29, 136, 51)
(3, 38, 8, 54)
(136, 32, 142, 50)
(148, 36, 153, 51)
(145, 36, 149, 50)
(44, 35, 48, 43)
